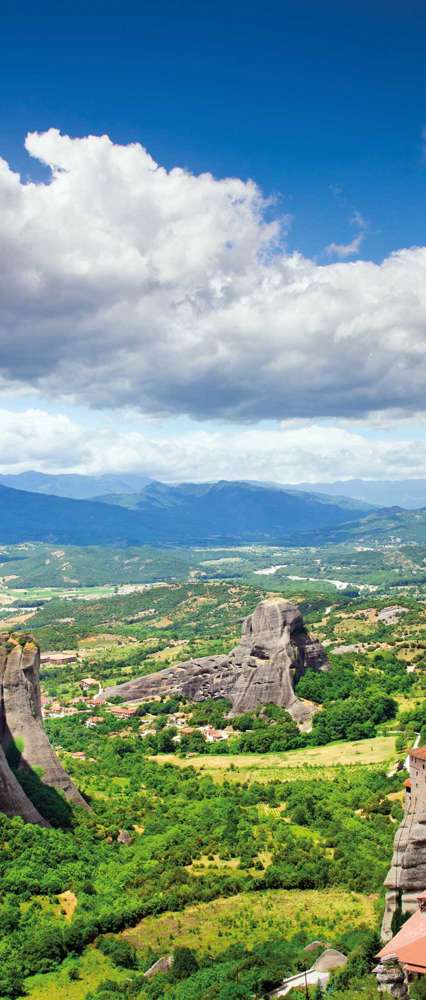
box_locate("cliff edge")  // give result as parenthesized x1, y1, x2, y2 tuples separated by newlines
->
(382, 747, 426, 940)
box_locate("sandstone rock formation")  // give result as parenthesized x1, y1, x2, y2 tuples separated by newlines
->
(382, 748, 426, 940)
(374, 956, 409, 999)
(107, 598, 329, 722)
(0, 634, 88, 824)
(0, 742, 48, 826)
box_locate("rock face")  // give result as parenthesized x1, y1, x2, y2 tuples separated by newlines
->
(0, 634, 88, 825)
(374, 956, 409, 999)
(382, 748, 426, 940)
(108, 598, 329, 722)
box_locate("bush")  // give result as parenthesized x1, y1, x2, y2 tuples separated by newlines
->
(171, 946, 199, 981)
(96, 936, 137, 968)
(411, 978, 426, 999)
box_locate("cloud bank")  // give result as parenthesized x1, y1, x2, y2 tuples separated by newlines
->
(0, 129, 425, 422)
(2, 408, 426, 483)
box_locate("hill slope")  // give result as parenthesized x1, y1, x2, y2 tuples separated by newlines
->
(0, 484, 160, 546)
(0, 480, 370, 546)
(95, 479, 370, 543)
(319, 504, 426, 546)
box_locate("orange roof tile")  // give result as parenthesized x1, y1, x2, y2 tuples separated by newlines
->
(378, 910, 426, 970)
(410, 747, 426, 761)
(404, 779, 412, 788)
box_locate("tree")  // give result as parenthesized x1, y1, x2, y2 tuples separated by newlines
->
(171, 946, 199, 981)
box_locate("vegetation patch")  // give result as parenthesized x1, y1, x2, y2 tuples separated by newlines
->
(121, 888, 378, 959)
(25, 947, 128, 1000)
(153, 735, 397, 782)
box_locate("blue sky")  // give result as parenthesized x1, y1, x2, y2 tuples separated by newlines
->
(3, 1, 426, 260)
(0, 1, 426, 482)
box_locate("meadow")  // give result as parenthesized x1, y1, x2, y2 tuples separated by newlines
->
(154, 735, 397, 783)
(121, 888, 378, 958)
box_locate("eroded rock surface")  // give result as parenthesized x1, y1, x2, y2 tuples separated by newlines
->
(0, 634, 88, 824)
(374, 956, 409, 998)
(0, 741, 48, 826)
(382, 748, 426, 940)
(108, 598, 329, 722)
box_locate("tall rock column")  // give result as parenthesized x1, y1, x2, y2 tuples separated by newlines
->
(382, 748, 426, 940)
(0, 635, 89, 815)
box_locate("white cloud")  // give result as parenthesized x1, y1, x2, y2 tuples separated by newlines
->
(325, 232, 365, 258)
(0, 129, 425, 423)
(326, 205, 368, 258)
(2, 408, 426, 483)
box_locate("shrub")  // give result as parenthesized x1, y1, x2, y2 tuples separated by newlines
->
(171, 946, 199, 981)
(96, 936, 137, 968)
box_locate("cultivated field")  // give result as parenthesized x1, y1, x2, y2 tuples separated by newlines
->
(154, 734, 397, 783)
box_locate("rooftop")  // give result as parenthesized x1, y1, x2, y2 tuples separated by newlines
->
(378, 907, 426, 972)
(410, 747, 426, 761)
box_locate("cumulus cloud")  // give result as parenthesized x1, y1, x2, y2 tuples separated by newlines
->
(0, 129, 425, 422)
(2, 408, 426, 483)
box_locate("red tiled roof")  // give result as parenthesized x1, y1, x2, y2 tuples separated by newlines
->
(410, 747, 426, 761)
(378, 910, 426, 970)
(404, 779, 412, 789)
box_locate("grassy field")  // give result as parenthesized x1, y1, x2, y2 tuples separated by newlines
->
(23, 891, 380, 999)
(153, 735, 397, 783)
(122, 888, 378, 959)
(25, 947, 129, 1000)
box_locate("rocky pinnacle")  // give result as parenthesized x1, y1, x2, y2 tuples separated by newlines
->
(0, 634, 88, 824)
(107, 597, 329, 722)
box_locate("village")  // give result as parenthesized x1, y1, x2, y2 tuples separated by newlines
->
(40, 653, 234, 743)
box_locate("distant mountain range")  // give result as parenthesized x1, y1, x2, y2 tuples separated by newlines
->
(294, 478, 426, 510)
(3, 472, 426, 549)
(0, 471, 151, 500)
(0, 479, 373, 547)
(95, 480, 373, 515)
(1, 471, 426, 510)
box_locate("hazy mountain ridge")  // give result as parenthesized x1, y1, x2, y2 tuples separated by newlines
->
(0, 470, 151, 500)
(295, 478, 426, 509)
(96, 479, 376, 514)
(0, 479, 370, 547)
(2, 470, 424, 511)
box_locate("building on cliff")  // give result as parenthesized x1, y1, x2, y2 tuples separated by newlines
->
(382, 747, 426, 941)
